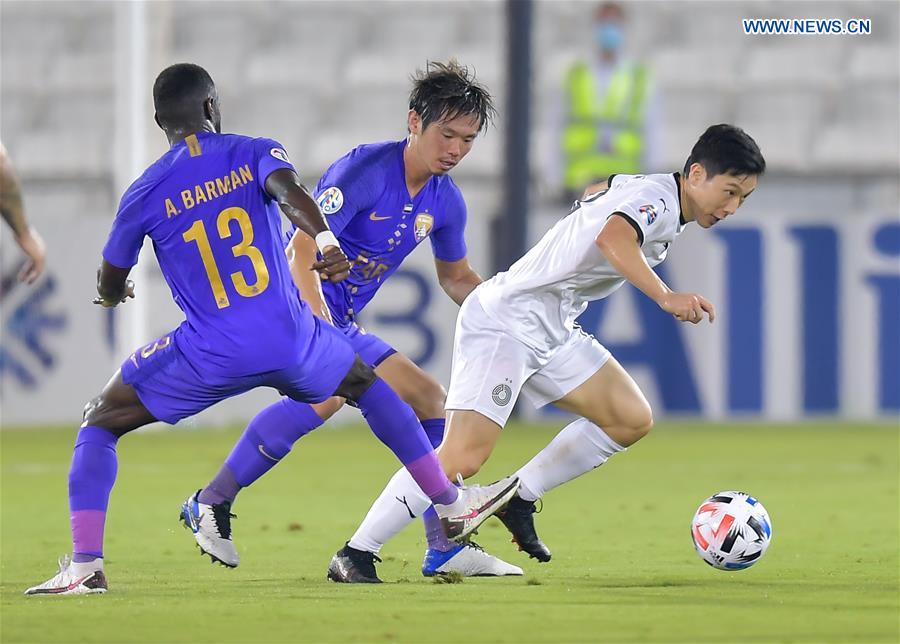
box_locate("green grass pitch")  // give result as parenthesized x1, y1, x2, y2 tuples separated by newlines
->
(2, 422, 897, 643)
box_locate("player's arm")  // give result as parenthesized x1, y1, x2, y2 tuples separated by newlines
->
(263, 168, 350, 283)
(434, 257, 482, 306)
(93, 260, 135, 307)
(0, 144, 46, 283)
(595, 215, 715, 324)
(286, 229, 333, 323)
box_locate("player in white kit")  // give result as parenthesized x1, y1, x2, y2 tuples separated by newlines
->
(338, 124, 765, 572)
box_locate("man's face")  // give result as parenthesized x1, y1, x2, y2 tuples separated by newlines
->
(594, 4, 625, 55)
(687, 163, 758, 229)
(408, 111, 481, 175)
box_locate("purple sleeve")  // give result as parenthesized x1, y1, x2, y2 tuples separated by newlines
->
(313, 149, 378, 237)
(255, 138, 297, 187)
(430, 185, 468, 262)
(101, 186, 146, 269)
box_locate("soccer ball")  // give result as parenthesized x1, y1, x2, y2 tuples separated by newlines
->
(690, 491, 772, 570)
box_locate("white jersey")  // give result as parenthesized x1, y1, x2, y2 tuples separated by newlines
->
(477, 173, 686, 357)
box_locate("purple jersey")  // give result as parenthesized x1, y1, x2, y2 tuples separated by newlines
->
(102, 132, 314, 376)
(312, 140, 467, 326)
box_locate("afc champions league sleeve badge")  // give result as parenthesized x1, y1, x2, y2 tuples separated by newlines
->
(269, 147, 291, 164)
(414, 212, 434, 243)
(317, 187, 344, 215)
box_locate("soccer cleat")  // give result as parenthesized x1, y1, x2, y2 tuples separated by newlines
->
(422, 541, 523, 577)
(327, 543, 383, 583)
(495, 494, 552, 562)
(24, 555, 108, 596)
(435, 475, 520, 541)
(179, 490, 239, 568)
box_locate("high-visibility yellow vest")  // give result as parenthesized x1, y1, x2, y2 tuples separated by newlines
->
(562, 62, 649, 190)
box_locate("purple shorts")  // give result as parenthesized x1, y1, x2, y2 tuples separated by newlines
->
(341, 320, 396, 368)
(121, 319, 356, 425)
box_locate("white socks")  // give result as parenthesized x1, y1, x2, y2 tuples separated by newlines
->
(348, 467, 432, 554)
(516, 418, 625, 502)
(347, 418, 626, 553)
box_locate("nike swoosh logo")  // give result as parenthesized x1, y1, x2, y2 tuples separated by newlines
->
(369, 211, 391, 221)
(452, 509, 480, 521)
(40, 574, 91, 594)
(257, 444, 279, 462)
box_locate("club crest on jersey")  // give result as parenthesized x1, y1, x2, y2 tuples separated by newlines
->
(317, 187, 344, 215)
(269, 147, 291, 164)
(414, 213, 434, 243)
(639, 204, 658, 225)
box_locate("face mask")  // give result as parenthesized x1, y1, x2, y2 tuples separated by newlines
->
(596, 23, 623, 53)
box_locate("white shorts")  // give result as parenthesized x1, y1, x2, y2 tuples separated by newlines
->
(445, 293, 611, 428)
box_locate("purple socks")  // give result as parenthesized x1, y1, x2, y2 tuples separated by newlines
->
(357, 380, 457, 505)
(199, 398, 325, 505)
(418, 418, 454, 551)
(69, 426, 119, 562)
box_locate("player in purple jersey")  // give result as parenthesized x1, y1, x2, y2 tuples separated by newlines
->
(185, 61, 521, 581)
(24, 63, 518, 597)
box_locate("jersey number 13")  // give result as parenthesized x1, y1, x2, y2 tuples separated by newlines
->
(182, 207, 270, 309)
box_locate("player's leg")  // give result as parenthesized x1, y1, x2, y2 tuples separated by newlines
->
(333, 414, 517, 581)
(285, 318, 518, 533)
(192, 326, 424, 520)
(500, 337, 651, 562)
(373, 352, 521, 577)
(196, 395, 343, 507)
(187, 330, 441, 572)
(25, 340, 165, 596)
(332, 296, 531, 581)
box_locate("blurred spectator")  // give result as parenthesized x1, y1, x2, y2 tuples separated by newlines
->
(551, 2, 661, 201)
(1, 141, 46, 283)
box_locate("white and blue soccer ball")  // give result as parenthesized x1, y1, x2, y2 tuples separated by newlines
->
(690, 491, 772, 570)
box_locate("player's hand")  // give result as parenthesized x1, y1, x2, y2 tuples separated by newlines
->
(657, 292, 715, 324)
(92, 280, 136, 307)
(16, 226, 46, 284)
(311, 246, 351, 283)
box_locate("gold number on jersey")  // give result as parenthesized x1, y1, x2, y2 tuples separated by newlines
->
(182, 207, 270, 309)
(217, 207, 270, 298)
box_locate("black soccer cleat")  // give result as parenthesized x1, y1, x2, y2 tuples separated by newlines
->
(495, 495, 552, 562)
(327, 543, 383, 583)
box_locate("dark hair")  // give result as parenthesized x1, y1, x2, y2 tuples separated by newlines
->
(683, 124, 766, 178)
(408, 60, 496, 133)
(153, 63, 216, 129)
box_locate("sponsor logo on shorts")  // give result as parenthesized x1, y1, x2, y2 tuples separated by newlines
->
(492, 383, 513, 406)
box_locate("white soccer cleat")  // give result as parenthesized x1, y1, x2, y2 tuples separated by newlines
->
(435, 475, 520, 541)
(422, 541, 524, 577)
(180, 490, 240, 568)
(24, 555, 107, 596)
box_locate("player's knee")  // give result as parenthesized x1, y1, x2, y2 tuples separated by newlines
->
(442, 456, 482, 480)
(438, 443, 489, 480)
(334, 357, 377, 402)
(82, 393, 109, 427)
(311, 396, 344, 420)
(621, 402, 654, 445)
(82, 396, 99, 422)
